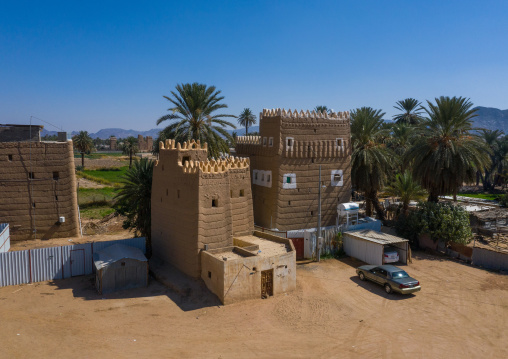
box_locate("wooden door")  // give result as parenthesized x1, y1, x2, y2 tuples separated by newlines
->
(261, 269, 273, 298)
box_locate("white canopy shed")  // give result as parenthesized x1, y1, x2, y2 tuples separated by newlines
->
(343, 230, 409, 266)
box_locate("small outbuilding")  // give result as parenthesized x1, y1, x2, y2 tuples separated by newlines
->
(93, 244, 148, 294)
(343, 229, 409, 266)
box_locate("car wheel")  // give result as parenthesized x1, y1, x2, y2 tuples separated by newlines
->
(359, 272, 365, 281)
(384, 284, 392, 294)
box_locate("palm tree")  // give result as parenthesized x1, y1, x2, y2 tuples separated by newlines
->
(314, 105, 332, 114)
(479, 129, 504, 191)
(72, 131, 94, 168)
(156, 83, 236, 159)
(122, 136, 139, 168)
(351, 107, 392, 220)
(238, 108, 256, 135)
(405, 96, 491, 202)
(384, 171, 427, 217)
(388, 123, 416, 172)
(393, 98, 424, 125)
(114, 158, 154, 257)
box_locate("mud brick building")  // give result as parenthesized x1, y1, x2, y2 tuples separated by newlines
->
(137, 135, 153, 152)
(235, 108, 352, 231)
(0, 124, 80, 241)
(109, 136, 118, 150)
(151, 139, 296, 303)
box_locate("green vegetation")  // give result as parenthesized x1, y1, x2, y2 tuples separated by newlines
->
(73, 131, 94, 168)
(238, 108, 256, 135)
(77, 166, 129, 186)
(80, 207, 115, 220)
(74, 152, 124, 159)
(78, 187, 118, 220)
(155, 82, 236, 158)
(396, 202, 473, 246)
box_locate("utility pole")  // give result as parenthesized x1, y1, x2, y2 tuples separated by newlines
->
(317, 164, 322, 262)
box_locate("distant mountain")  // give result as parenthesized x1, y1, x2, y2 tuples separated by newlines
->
(226, 126, 259, 136)
(41, 128, 161, 139)
(472, 107, 508, 133)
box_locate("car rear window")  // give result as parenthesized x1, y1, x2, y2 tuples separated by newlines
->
(391, 271, 409, 278)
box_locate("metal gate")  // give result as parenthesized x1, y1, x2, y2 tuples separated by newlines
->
(261, 269, 273, 298)
(290, 238, 304, 260)
(70, 249, 85, 277)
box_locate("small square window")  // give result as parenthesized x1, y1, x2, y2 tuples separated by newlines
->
(288, 201, 291, 205)
(267, 175, 271, 182)
(8, 155, 13, 161)
(261, 174, 265, 181)
(287, 139, 292, 147)
(311, 211, 314, 216)
(55, 195, 58, 201)
(32, 202, 36, 208)
(286, 177, 291, 184)
(208, 271, 212, 279)
(263, 137, 267, 146)
(28, 172, 34, 179)
(53, 172, 59, 180)
(255, 173, 258, 180)
(240, 189, 244, 197)
(334, 174, 342, 181)
(212, 199, 218, 207)
(268, 138, 273, 147)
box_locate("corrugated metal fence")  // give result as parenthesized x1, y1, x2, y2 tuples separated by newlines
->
(0, 237, 145, 287)
(0, 223, 10, 253)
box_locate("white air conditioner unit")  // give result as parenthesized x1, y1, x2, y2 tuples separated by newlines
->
(59, 216, 65, 223)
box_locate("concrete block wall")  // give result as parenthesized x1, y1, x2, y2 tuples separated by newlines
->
(151, 139, 254, 278)
(0, 141, 79, 240)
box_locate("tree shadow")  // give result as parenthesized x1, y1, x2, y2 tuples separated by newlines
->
(349, 276, 417, 300)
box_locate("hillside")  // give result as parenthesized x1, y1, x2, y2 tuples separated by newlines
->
(473, 106, 508, 133)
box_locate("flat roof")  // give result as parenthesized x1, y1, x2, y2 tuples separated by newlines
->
(235, 235, 291, 257)
(344, 229, 408, 245)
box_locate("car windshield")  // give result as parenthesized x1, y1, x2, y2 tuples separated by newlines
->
(391, 271, 409, 278)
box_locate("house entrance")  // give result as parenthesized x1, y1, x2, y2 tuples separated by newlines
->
(261, 269, 273, 298)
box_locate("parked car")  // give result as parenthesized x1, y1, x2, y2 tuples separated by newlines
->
(383, 247, 399, 263)
(356, 265, 421, 294)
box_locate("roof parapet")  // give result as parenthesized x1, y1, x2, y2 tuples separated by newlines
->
(260, 108, 350, 120)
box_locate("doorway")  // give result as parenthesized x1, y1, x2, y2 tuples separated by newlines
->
(261, 269, 273, 298)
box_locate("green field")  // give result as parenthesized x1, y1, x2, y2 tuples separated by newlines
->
(77, 166, 129, 186)
(78, 187, 119, 220)
(80, 207, 116, 220)
(74, 152, 125, 159)
(459, 193, 501, 201)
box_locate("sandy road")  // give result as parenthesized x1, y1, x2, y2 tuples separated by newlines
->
(0, 252, 506, 358)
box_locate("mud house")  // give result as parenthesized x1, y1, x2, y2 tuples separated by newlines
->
(0, 124, 80, 241)
(137, 135, 153, 152)
(151, 139, 296, 304)
(235, 108, 352, 231)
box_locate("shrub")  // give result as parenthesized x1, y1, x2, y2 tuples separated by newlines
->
(395, 201, 472, 245)
(499, 193, 508, 208)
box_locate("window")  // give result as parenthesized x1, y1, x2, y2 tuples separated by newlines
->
(261, 173, 265, 182)
(331, 170, 344, 187)
(268, 137, 273, 147)
(240, 189, 244, 197)
(263, 137, 267, 146)
(28, 172, 34, 179)
(8, 155, 13, 161)
(32, 202, 36, 208)
(212, 199, 218, 207)
(267, 174, 270, 182)
(286, 137, 294, 151)
(53, 172, 59, 180)
(314, 128, 317, 133)
(255, 172, 258, 180)
(283, 173, 297, 189)
(208, 271, 212, 279)
(336, 138, 344, 150)
(230, 190, 233, 198)
(310, 211, 314, 216)
(287, 139, 292, 146)
(288, 201, 291, 205)
(55, 195, 58, 201)
(182, 156, 190, 165)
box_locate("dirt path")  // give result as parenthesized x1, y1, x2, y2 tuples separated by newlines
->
(0, 253, 506, 358)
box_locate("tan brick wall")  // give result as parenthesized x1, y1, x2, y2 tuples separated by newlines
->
(151, 139, 254, 278)
(0, 141, 79, 240)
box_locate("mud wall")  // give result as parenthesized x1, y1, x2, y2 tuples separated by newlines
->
(151, 139, 254, 278)
(137, 135, 153, 152)
(0, 141, 80, 240)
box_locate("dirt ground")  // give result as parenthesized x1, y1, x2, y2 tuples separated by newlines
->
(1, 253, 506, 358)
(74, 157, 129, 169)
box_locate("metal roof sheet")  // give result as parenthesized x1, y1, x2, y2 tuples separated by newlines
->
(344, 229, 408, 245)
(93, 244, 147, 270)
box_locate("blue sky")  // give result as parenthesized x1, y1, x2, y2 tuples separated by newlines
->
(1, 0, 507, 133)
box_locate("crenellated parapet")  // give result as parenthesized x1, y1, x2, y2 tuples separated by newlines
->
(260, 108, 350, 121)
(235, 136, 261, 145)
(159, 138, 208, 151)
(181, 156, 250, 174)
